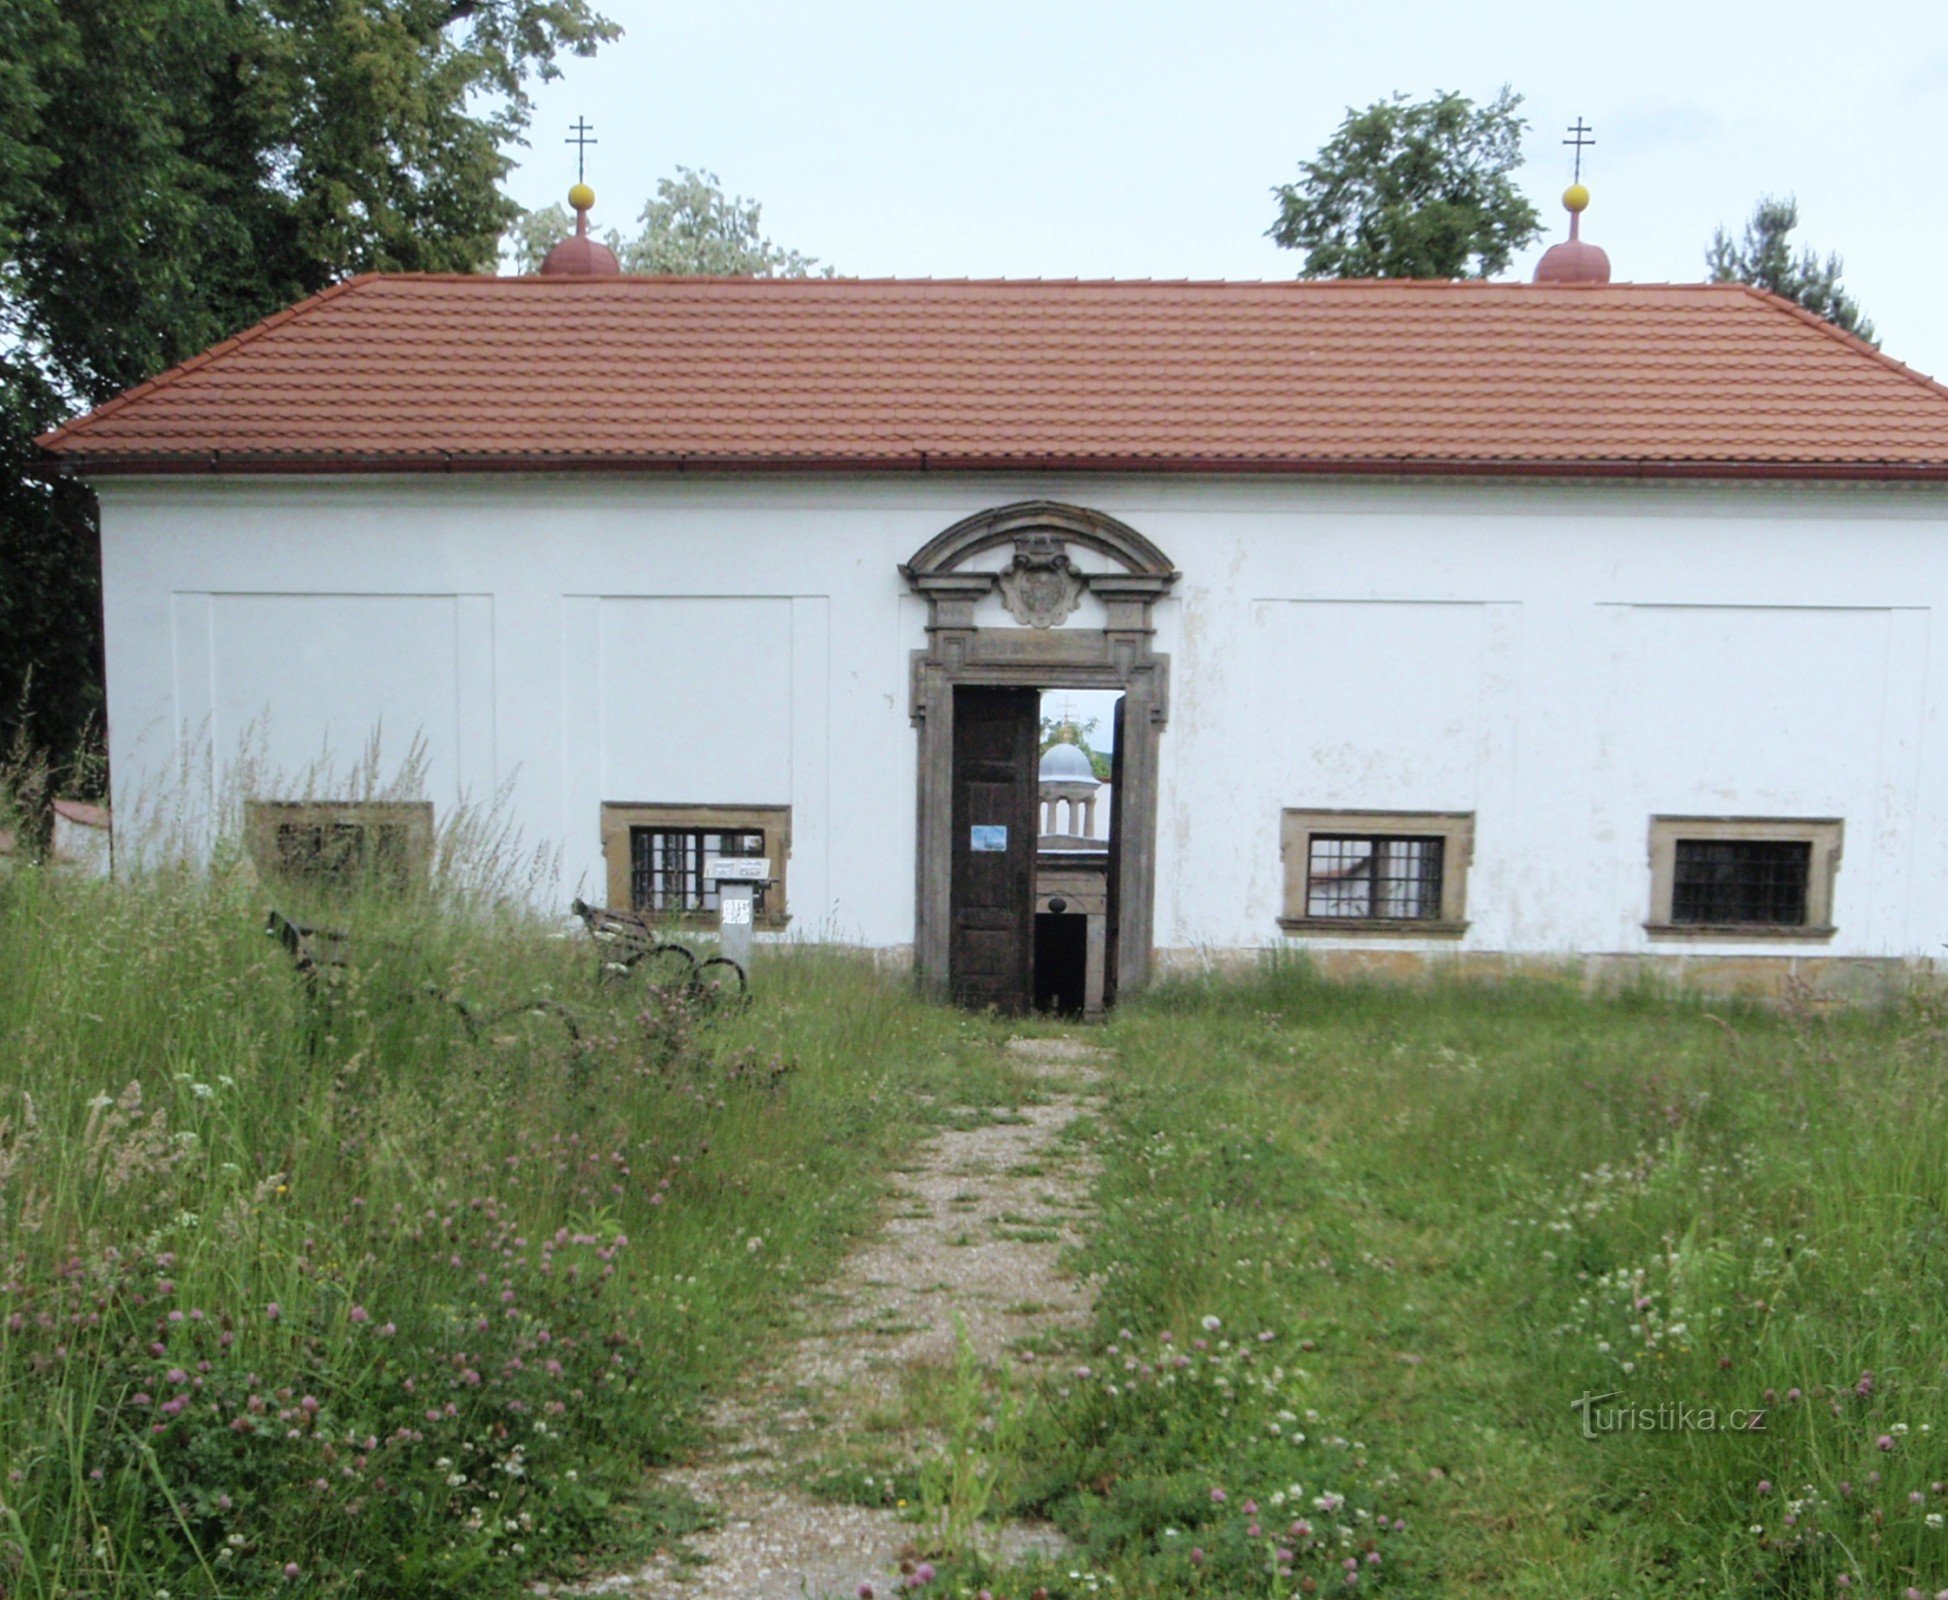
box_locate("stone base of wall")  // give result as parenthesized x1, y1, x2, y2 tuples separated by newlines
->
(1152, 945, 1932, 1005)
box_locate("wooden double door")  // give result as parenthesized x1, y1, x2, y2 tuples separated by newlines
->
(949, 686, 1121, 1015)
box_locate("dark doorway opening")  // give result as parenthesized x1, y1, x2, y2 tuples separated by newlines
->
(1034, 911, 1089, 1016)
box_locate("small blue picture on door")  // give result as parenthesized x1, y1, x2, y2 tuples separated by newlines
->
(970, 825, 1009, 853)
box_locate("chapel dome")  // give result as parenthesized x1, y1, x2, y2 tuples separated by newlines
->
(538, 183, 621, 278)
(1532, 183, 1610, 286)
(1039, 742, 1098, 784)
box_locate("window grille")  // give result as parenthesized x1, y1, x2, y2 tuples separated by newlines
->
(628, 828, 766, 916)
(271, 819, 414, 887)
(1305, 835, 1444, 921)
(1671, 838, 1811, 927)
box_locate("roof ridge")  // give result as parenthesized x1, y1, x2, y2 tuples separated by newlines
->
(34, 273, 385, 450)
(1727, 281, 1948, 401)
(371, 272, 1736, 291)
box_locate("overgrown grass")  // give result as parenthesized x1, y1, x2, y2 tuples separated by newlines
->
(981, 963, 1948, 1599)
(0, 864, 1027, 1597)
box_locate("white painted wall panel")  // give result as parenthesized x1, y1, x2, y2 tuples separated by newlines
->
(93, 473, 1948, 963)
(594, 598, 792, 802)
(205, 594, 468, 797)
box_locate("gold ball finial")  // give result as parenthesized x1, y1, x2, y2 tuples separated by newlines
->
(568, 182, 595, 212)
(1563, 183, 1590, 215)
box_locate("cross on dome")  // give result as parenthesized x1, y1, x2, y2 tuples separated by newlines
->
(1533, 117, 1611, 285)
(538, 117, 621, 278)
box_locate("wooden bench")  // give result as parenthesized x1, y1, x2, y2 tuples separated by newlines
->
(568, 898, 746, 997)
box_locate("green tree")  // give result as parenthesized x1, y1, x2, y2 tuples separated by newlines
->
(506, 166, 827, 276)
(0, 0, 617, 786)
(1707, 195, 1876, 345)
(1270, 87, 1542, 280)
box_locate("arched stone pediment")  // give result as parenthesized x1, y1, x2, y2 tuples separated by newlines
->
(901, 502, 1178, 629)
(901, 500, 1178, 584)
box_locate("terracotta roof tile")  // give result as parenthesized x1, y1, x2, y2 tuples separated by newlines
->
(36, 276, 1948, 478)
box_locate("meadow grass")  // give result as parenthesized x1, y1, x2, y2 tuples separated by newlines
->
(0, 864, 1029, 1597)
(973, 962, 1948, 1600)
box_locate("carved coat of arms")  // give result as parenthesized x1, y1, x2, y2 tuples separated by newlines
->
(996, 535, 1086, 628)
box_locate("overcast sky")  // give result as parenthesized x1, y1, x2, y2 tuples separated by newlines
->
(505, 0, 1946, 380)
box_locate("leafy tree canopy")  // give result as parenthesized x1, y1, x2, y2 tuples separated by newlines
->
(506, 167, 828, 276)
(0, 0, 616, 782)
(1707, 195, 1876, 346)
(1270, 87, 1542, 280)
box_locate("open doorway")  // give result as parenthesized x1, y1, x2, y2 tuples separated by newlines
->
(1033, 688, 1122, 1019)
(907, 502, 1177, 1010)
(945, 684, 1127, 1017)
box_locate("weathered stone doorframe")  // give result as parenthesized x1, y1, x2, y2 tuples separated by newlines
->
(902, 501, 1178, 1003)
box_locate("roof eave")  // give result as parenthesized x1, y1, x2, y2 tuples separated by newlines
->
(38, 450, 1948, 484)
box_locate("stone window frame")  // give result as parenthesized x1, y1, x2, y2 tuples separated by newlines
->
(1278, 808, 1474, 938)
(599, 803, 791, 930)
(1645, 815, 1842, 941)
(245, 799, 435, 889)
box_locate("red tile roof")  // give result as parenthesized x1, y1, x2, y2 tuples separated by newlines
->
(36, 275, 1948, 479)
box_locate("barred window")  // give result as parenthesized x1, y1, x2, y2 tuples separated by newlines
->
(1305, 835, 1444, 921)
(246, 800, 433, 890)
(1646, 817, 1841, 938)
(600, 805, 790, 927)
(628, 828, 767, 916)
(1280, 810, 1473, 935)
(1671, 839, 1810, 927)
(274, 819, 415, 886)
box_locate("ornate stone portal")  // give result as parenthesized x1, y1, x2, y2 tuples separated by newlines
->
(900, 501, 1178, 1003)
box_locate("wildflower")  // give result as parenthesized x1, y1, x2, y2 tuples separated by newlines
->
(1879, 1435, 1897, 1452)
(1757, 1481, 1772, 1495)
(266, 1303, 281, 1321)
(1188, 1548, 1205, 1567)
(1201, 1315, 1221, 1332)
(857, 1587, 873, 1600)
(1210, 1487, 1226, 1504)
(349, 1306, 369, 1324)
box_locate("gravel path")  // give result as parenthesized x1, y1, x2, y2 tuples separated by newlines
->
(561, 1035, 1105, 1600)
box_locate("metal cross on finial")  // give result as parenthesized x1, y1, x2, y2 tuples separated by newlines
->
(1563, 118, 1595, 184)
(566, 117, 597, 184)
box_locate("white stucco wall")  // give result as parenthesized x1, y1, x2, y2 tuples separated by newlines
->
(95, 473, 1948, 961)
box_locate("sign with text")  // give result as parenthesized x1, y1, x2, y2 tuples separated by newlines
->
(969, 825, 1009, 853)
(704, 857, 770, 882)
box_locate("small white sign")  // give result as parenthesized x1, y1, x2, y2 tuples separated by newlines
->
(970, 825, 1009, 853)
(705, 857, 770, 882)
(721, 895, 753, 926)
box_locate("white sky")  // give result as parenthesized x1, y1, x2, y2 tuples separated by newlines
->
(504, 0, 1947, 380)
